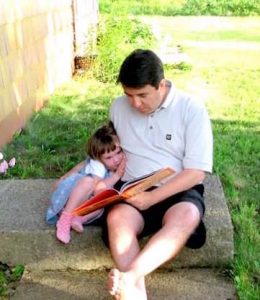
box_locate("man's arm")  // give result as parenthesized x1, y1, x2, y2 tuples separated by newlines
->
(125, 168, 205, 210)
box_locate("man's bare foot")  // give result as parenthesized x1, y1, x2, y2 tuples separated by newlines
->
(108, 268, 147, 300)
(108, 269, 121, 299)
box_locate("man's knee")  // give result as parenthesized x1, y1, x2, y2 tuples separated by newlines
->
(164, 202, 201, 228)
(182, 202, 201, 226)
(107, 204, 138, 221)
(106, 204, 145, 236)
(106, 205, 124, 226)
(102, 205, 141, 248)
(164, 202, 206, 249)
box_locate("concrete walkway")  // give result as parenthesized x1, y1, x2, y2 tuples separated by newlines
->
(12, 269, 236, 300)
(0, 175, 237, 299)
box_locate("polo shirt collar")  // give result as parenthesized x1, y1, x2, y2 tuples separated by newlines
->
(156, 80, 176, 112)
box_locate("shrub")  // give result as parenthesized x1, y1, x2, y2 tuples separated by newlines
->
(93, 15, 155, 83)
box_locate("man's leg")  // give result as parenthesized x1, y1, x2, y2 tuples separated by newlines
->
(107, 201, 201, 300)
(106, 203, 147, 300)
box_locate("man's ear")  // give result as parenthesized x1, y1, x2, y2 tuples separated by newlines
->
(158, 79, 166, 90)
(159, 79, 166, 88)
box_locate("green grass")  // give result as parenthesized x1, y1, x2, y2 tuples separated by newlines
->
(1, 15, 260, 300)
(99, 0, 260, 16)
(156, 16, 260, 300)
(141, 15, 260, 43)
(3, 80, 118, 178)
(0, 264, 24, 298)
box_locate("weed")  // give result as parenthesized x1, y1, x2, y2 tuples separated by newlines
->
(0, 263, 24, 297)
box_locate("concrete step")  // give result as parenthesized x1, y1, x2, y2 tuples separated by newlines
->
(0, 175, 234, 271)
(11, 268, 237, 300)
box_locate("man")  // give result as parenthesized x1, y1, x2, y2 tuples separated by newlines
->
(103, 49, 213, 300)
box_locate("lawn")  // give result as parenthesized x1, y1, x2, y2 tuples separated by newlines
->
(144, 16, 260, 300)
(1, 16, 260, 300)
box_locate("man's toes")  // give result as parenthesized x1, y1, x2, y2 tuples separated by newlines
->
(108, 269, 121, 296)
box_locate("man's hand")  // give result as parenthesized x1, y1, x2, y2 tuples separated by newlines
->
(126, 191, 153, 210)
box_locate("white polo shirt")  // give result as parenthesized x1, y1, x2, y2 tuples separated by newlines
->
(110, 81, 213, 181)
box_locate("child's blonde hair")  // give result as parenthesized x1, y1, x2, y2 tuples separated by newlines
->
(86, 121, 120, 160)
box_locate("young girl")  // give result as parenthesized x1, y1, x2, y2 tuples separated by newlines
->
(46, 121, 125, 244)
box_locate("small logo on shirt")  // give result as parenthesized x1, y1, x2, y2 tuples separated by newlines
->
(166, 134, 172, 140)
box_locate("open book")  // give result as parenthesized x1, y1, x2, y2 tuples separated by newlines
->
(72, 167, 175, 216)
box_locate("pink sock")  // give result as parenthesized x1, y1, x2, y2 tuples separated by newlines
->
(71, 210, 104, 233)
(56, 211, 73, 244)
(71, 216, 85, 233)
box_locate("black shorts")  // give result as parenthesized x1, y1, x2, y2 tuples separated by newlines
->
(100, 182, 206, 249)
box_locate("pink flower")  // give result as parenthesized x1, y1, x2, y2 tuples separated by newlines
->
(8, 157, 16, 167)
(0, 153, 16, 174)
(0, 160, 9, 173)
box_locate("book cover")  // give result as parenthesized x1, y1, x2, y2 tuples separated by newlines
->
(72, 167, 175, 216)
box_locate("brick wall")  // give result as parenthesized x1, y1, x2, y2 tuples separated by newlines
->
(0, 0, 77, 147)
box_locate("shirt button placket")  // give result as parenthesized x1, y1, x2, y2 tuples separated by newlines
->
(148, 115, 154, 141)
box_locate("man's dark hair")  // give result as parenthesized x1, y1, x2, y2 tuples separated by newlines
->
(117, 49, 164, 89)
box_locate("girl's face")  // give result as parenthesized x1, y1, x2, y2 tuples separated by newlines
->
(100, 145, 124, 171)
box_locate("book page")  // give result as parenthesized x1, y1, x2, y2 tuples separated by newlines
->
(120, 171, 158, 192)
(121, 167, 175, 198)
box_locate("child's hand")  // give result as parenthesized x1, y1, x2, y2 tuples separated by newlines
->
(115, 154, 126, 178)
